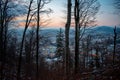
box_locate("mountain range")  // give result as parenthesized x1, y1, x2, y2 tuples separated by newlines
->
(12, 26, 120, 39)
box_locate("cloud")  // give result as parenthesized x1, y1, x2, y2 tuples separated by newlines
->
(7, 1, 27, 17)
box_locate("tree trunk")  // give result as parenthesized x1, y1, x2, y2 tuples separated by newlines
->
(65, 0, 72, 77)
(17, 0, 33, 80)
(0, 0, 9, 79)
(36, 0, 41, 80)
(113, 26, 117, 66)
(74, 0, 80, 74)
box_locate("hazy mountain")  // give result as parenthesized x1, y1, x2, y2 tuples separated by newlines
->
(11, 26, 120, 39)
(41, 26, 120, 37)
(87, 26, 120, 35)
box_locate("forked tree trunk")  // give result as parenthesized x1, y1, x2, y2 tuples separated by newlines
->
(36, 0, 41, 80)
(17, 0, 33, 80)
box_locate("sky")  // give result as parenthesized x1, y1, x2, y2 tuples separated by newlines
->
(15, 0, 120, 28)
(45, 0, 120, 27)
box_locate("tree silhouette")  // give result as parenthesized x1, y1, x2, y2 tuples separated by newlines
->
(17, 1, 34, 80)
(74, 0, 100, 74)
(113, 26, 117, 66)
(0, 0, 15, 79)
(65, 0, 72, 78)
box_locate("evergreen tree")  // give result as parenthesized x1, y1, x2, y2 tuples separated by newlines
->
(56, 28, 64, 60)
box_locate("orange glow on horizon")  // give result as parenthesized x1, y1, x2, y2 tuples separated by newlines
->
(15, 15, 65, 27)
(18, 20, 65, 27)
(18, 22, 36, 27)
(15, 15, 119, 28)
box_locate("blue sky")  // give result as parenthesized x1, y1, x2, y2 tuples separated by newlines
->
(46, 0, 120, 27)
(97, 0, 120, 26)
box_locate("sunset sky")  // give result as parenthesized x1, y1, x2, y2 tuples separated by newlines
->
(16, 0, 120, 28)
(46, 0, 120, 27)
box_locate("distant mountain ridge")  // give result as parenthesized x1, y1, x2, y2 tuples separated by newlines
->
(89, 26, 120, 34)
(11, 26, 120, 38)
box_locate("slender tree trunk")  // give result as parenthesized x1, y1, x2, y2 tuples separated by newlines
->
(74, 0, 80, 74)
(95, 48, 100, 68)
(17, 1, 33, 80)
(65, 0, 72, 77)
(0, 1, 4, 79)
(36, 0, 41, 80)
(113, 26, 117, 66)
(86, 39, 89, 68)
(0, 1, 9, 79)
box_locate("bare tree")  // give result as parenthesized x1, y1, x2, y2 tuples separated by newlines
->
(113, 26, 117, 66)
(81, 35, 92, 68)
(65, 0, 72, 77)
(74, 0, 80, 74)
(24, 28, 36, 79)
(17, 0, 52, 79)
(17, 0, 34, 80)
(94, 41, 100, 68)
(74, 0, 100, 74)
(36, 0, 41, 80)
(36, 0, 52, 79)
(0, 0, 15, 79)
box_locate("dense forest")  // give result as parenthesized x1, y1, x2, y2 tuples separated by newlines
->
(0, 0, 120, 80)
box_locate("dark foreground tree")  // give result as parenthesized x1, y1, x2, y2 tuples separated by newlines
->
(113, 26, 117, 66)
(0, 0, 16, 80)
(17, 0, 34, 80)
(36, 0, 41, 80)
(17, 0, 52, 79)
(36, 0, 52, 79)
(24, 28, 36, 79)
(65, 0, 72, 77)
(74, 0, 100, 74)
